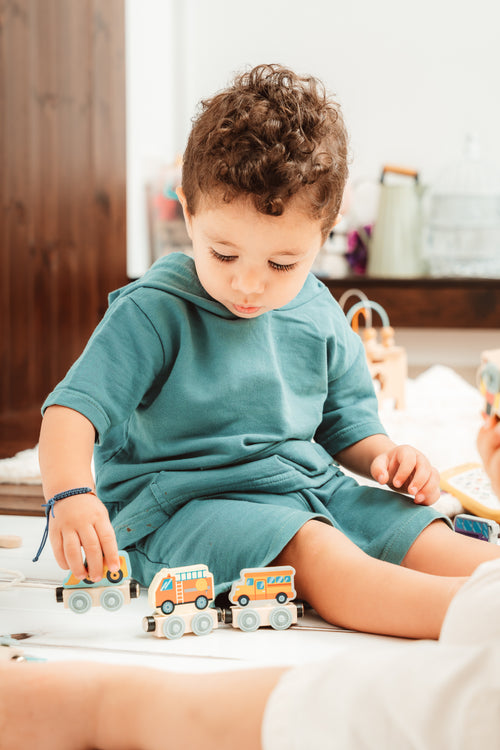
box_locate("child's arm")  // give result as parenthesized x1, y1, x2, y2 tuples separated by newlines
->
(39, 405, 120, 580)
(0, 660, 285, 750)
(335, 433, 440, 505)
(477, 415, 500, 499)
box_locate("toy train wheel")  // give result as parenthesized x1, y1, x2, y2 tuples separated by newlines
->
(106, 569, 124, 584)
(269, 606, 293, 630)
(237, 595, 250, 607)
(237, 609, 260, 632)
(275, 592, 288, 604)
(192, 612, 214, 636)
(100, 588, 125, 612)
(161, 600, 175, 615)
(142, 616, 156, 633)
(68, 590, 92, 614)
(129, 580, 140, 599)
(162, 616, 186, 640)
(195, 595, 208, 610)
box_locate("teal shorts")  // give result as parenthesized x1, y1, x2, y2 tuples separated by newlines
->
(123, 467, 450, 597)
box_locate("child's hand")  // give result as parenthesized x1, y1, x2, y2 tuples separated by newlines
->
(48, 493, 120, 582)
(370, 444, 440, 505)
(477, 414, 500, 498)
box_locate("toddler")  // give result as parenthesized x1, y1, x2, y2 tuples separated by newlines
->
(36, 63, 500, 640)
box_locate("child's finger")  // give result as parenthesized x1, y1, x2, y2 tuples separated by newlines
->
(413, 472, 440, 505)
(371, 454, 389, 484)
(49, 528, 70, 571)
(391, 448, 416, 488)
(77, 528, 106, 582)
(407, 458, 433, 497)
(62, 530, 89, 580)
(95, 519, 120, 573)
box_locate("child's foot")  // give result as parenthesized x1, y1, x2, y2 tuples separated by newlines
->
(440, 559, 500, 645)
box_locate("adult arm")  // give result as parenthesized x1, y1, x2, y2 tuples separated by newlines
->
(0, 660, 286, 750)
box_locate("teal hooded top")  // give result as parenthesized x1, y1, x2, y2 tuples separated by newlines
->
(43, 252, 385, 550)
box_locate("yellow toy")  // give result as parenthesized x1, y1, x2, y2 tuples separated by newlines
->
(440, 463, 500, 523)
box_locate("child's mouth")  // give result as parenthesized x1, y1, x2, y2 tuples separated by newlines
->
(233, 304, 262, 315)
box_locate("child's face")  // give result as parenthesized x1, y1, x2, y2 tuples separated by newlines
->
(177, 190, 325, 318)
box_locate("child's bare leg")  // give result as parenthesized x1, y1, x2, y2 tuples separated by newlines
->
(401, 519, 500, 576)
(272, 519, 464, 639)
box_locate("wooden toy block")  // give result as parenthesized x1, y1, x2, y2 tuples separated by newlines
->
(0, 535, 22, 548)
(55, 550, 140, 613)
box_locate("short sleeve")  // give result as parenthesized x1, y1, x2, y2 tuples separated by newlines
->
(314, 323, 386, 457)
(42, 295, 168, 442)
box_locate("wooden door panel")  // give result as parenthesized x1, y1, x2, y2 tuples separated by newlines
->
(0, 0, 127, 457)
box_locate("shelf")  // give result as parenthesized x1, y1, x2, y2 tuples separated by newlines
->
(0, 484, 44, 516)
(318, 276, 500, 328)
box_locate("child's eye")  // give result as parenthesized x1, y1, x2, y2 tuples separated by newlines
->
(269, 261, 297, 272)
(210, 249, 236, 263)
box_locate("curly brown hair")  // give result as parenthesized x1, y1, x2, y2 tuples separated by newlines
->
(181, 64, 349, 240)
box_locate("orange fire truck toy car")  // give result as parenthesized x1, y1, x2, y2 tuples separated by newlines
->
(56, 550, 140, 614)
(143, 564, 219, 639)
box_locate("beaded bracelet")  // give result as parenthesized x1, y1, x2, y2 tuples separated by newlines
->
(32, 487, 96, 563)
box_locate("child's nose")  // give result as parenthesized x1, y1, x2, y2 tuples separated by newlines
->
(231, 269, 264, 295)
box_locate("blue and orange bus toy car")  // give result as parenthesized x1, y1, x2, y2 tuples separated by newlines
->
(55, 550, 140, 613)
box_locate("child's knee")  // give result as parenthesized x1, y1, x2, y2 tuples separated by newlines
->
(273, 519, 336, 565)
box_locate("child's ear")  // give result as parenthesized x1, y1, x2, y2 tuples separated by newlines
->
(176, 187, 193, 238)
(322, 214, 343, 241)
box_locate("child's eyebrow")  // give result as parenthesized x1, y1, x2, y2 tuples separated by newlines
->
(210, 238, 239, 249)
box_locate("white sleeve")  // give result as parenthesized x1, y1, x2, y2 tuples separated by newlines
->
(262, 641, 500, 750)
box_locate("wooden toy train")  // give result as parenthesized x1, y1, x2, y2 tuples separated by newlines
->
(55, 551, 140, 614)
(56, 554, 303, 638)
(142, 564, 302, 639)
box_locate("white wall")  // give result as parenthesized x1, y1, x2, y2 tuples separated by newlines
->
(125, 0, 500, 367)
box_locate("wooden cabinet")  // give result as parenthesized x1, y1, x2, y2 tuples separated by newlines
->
(319, 276, 500, 329)
(0, 0, 127, 457)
